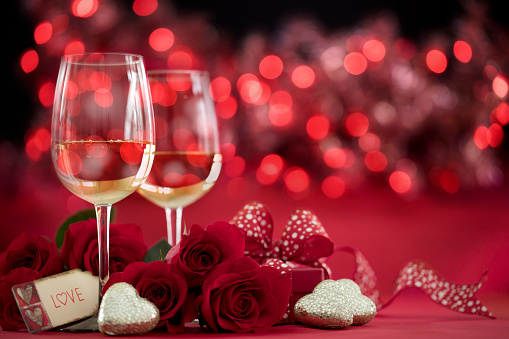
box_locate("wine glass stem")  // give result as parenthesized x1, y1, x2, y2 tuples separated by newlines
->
(165, 206, 183, 247)
(95, 204, 111, 302)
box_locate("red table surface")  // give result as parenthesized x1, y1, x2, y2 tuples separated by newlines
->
(1, 290, 508, 338)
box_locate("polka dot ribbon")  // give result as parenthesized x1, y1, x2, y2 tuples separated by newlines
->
(261, 258, 294, 323)
(337, 246, 495, 318)
(230, 201, 334, 268)
(231, 202, 495, 319)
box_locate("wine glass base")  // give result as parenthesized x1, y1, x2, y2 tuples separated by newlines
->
(58, 314, 99, 332)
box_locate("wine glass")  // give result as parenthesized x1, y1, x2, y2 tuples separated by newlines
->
(51, 53, 155, 330)
(137, 70, 222, 246)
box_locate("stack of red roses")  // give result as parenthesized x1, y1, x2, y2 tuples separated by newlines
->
(104, 221, 291, 333)
(0, 219, 291, 333)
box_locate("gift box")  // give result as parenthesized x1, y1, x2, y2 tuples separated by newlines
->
(292, 266, 326, 303)
(230, 202, 333, 325)
(279, 266, 326, 324)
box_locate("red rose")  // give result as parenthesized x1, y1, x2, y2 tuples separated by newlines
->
(103, 261, 192, 333)
(165, 221, 245, 288)
(196, 256, 291, 333)
(0, 267, 42, 331)
(0, 232, 63, 278)
(60, 219, 148, 276)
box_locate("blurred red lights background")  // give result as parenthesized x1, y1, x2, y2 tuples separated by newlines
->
(6, 0, 509, 204)
(2, 2, 509, 201)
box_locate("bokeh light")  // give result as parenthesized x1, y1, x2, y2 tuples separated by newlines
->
(71, 0, 99, 18)
(64, 40, 85, 55)
(261, 154, 283, 175)
(453, 41, 472, 63)
(120, 142, 143, 165)
(21, 50, 39, 73)
(220, 142, 236, 163)
(167, 49, 193, 69)
(364, 151, 387, 172)
(493, 75, 508, 98)
(474, 126, 489, 149)
(56, 150, 82, 175)
(321, 46, 344, 73)
(269, 90, 293, 126)
(215, 96, 237, 119)
(259, 55, 283, 79)
(389, 171, 412, 194)
(363, 39, 386, 62)
(254, 82, 271, 105)
(323, 147, 347, 168)
(344, 52, 367, 75)
(209, 76, 232, 102)
(284, 167, 310, 193)
(85, 136, 107, 158)
(426, 49, 447, 74)
(34, 22, 52, 45)
(90, 71, 112, 91)
(321, 176, 346, 198)
(149, 28, 174, 52)
(493, 102, 509, 125)
(133, 0, 158, 16)
(238, 74, 262, 103)
(487, 123, 503, 147)
(345, 112, 369, 136)
(306, 116, 330, 140)
(94, 88, 113, 108)
(167, 75, 192, 92)
(291, 65, 315, 88)
(359, 133, 381, 152)
(257, 154, 284, 185)
(38, 82, 55, 107)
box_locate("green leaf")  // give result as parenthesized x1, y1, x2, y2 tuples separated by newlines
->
(55, 207, 116, 249)
(143, 238, 172, 263)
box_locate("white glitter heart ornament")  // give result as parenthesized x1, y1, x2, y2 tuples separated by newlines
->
(98, 282, 159, 335)
(294, 279, 376, 329)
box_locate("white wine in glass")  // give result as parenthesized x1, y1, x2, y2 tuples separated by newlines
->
(51, 53, 155, 330)
(137, 70, 221, 246)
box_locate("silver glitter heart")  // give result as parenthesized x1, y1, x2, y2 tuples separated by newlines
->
(98, 282, 159, 335)
(335, 279, 377, 325)
(294, 279, 376, 329)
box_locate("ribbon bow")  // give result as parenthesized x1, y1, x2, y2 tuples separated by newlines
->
(230, 201, 334, 268)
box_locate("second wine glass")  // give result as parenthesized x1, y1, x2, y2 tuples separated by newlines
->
(138, 70, 222, 246)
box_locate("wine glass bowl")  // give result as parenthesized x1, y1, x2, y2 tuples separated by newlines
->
(52, 53, 155, 206)
(137, 70, 221, 246)
(51, 53, 155, 330)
